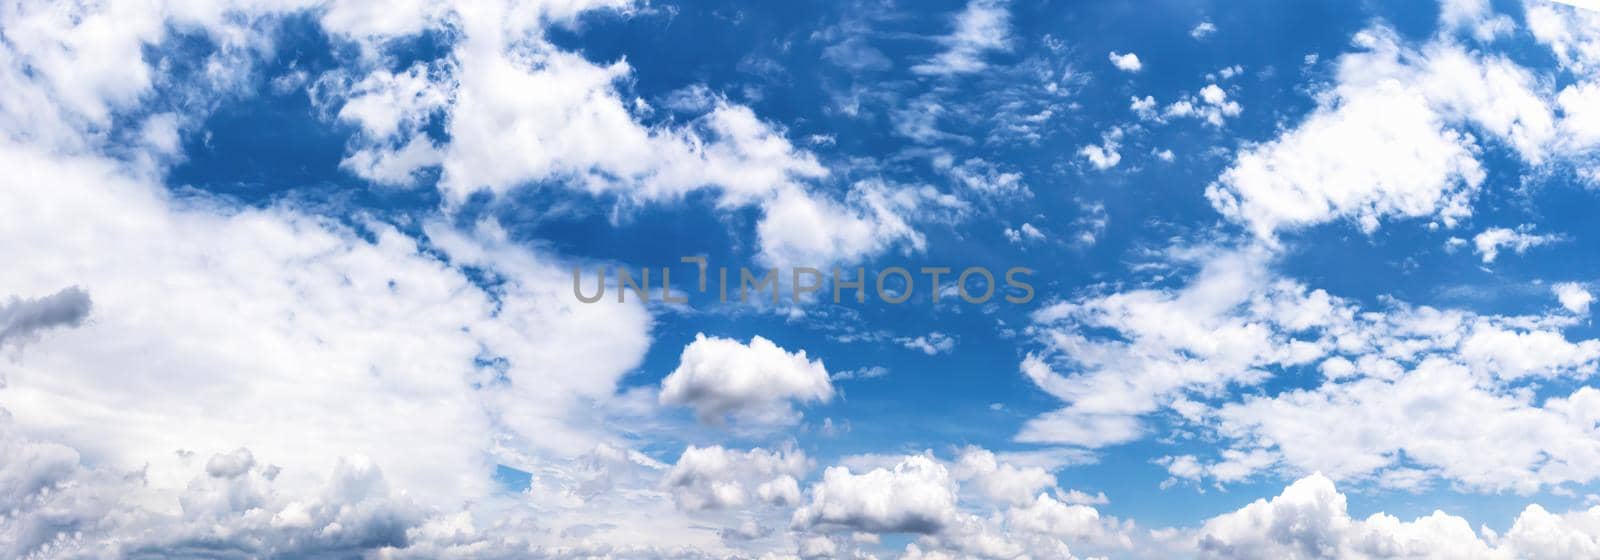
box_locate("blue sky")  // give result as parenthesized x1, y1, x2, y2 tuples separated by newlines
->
(7, 0, 1600, 558)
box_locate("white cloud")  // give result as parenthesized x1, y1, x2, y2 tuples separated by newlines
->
(1021, 236, 1600, 493)
(1526, 0, 1600, 71)
(890, 96, 960, 144)
(1108, 51, 1143, 73)
(0, 417, 735, 557)
(831, 365, 889, 381)
(951, 447, 1055, 507)
(340, 135, 445, 187)
(793, 450, 1130, 559)
(799, 534, 841, 558)
(1194, 472, 1600, 560)
(1005, 493, 1128, 550)
(1137, 82, 1242, 128)
(1556, 282, 1595, 315)
(1195, 473, 1492, 559)
(0, 426, 429, 558)
(1214, 360, 1600, 492)
(319, 1, 927, 271)
(1557, 81, 1600, 151)
(1164, 84, 1243, 127)
(662, 445, 809, 511)
(1159, 449, 1277, 487)
(1018, 245, 1321, 447)
(434, 63, 826, 206)
(1130, 95, 1159, 120)
(792, 454, 960, 535)
(203, 447, 256, 478)
(1499, 503, 1600, 559)
(1159, 455, 1205, 485)
(1016, 404, 1147, 448)
(659, 334, 835, 429)
(1472, 225, 1561, 263)
(331, 64, 449, 186)
(1079, 144, 1121, 170)
(1206, 26, 1557, 240)
(754, 181, 931, 269)
(1207, 76, 1482, 239)
(1192, 300, 1600, 491)
(758, 475, 804, 508)
(900, 332, 958, 355)
(334, 64, 449, 146)
(913, 0, 1013, 76)
(1191, 21, 1217, 40)
(1005, 223, 1047, 244)
(2, 0, 920, 273)
(1439, 0, 1514, 41)
(1079, 127, 1124, 170)
(2, 135, 677, 506)
(0, 1, 219, 153)
(1073, 201, 1110, 246)
(948, 157, 1030, 198)
(658, 83, 720, 113)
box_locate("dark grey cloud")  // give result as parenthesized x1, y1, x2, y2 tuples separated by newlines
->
(0, 286, 92, 345)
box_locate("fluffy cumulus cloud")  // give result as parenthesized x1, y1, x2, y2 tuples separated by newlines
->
(1132, 83, 1244, 127)
(1472, 225, 1563, 263)
(1556, 80, 1600, 152)
(792, 454, 960, 535)
(1556, 282, 1595, 315)
(0, 421, 426, 558)
(791, 451, 1131, 559)
(1004, 222, 1047, 244)
(1108, 51, 1143, 72)
(663, 445, 809, 511)
(951, 447, 1056, 507)
(754, 180, 932, 268)
(1079, 126, 1125, 170)
(659, 334, 835, 428)
(1194, 472, 1600, 559)
(1207, 25, 1557, 240)
(1165, 84, 1243, 127)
